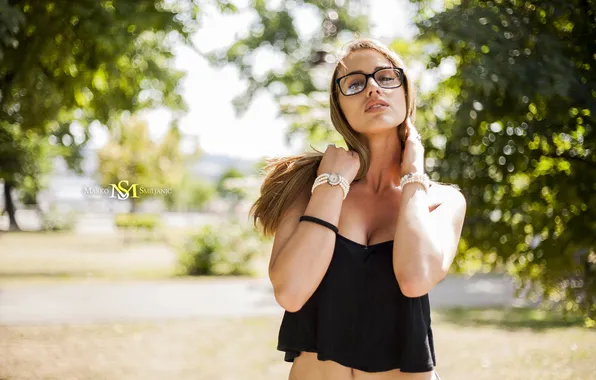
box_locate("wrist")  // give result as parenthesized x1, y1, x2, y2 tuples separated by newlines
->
(312, 172, 350, 200)
(401, 165, 425, 175)
(400, 172, 430, 192)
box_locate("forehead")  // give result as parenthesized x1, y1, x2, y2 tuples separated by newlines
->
(337, 49, 393, 76)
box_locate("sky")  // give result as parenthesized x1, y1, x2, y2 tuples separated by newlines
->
(88, 0, 418, 161)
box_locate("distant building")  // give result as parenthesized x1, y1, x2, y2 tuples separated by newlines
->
(1, 147, 261, 213)
(191, 153, 260, 183)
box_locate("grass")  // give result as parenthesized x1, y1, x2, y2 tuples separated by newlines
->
(1, 231, 594, 379)
(0, 308, 594, 380)
(436, 306, 587, 330)
(0, 229, 269, 283)
(0, 231, 177, 281)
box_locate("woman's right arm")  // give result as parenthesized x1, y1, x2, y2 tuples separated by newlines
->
(268, 182, 345, 312)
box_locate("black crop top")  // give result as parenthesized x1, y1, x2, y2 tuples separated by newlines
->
(277, 233, 436, 373)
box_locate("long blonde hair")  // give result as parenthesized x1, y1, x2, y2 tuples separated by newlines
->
(250, 38, 418, 237)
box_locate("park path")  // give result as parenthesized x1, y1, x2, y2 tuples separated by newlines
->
(0, 274, 530, 325)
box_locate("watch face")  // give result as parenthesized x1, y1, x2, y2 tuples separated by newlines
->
(328, 173, 340, 185)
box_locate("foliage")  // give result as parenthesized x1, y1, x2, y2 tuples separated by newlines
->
(177, 220, 271, 276)
(409, 0, 596, 321)
(163, 171, 216, 211)
(207, 0, 371, 147)
(0, 0, 197, 133)
(216, 167, 247, 201)
(438, 306, 586, 330)
(40, 207, 78, 232)
(97, 114, 185, 212)
(189, 180, 217, 210)
(114, 213, 160, 231)
(0, 124, 55, 205)
(0, 0, 204, 229)
(208, 0, 596, 322)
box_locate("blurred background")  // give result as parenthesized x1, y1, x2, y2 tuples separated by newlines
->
(0, 0, 594, 379)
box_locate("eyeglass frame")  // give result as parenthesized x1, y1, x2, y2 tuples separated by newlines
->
(335, 67, 405, 97)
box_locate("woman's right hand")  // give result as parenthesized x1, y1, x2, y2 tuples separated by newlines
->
(317, 144, 360, 184)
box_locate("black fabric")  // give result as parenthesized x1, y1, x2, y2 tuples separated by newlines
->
(277, 234, 436, 373)
(299, 215, 339, 234)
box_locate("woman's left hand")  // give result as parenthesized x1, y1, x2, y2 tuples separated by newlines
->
(400, 117, 425, 174)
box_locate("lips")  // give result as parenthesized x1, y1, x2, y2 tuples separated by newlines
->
(365, 99, 389, 112)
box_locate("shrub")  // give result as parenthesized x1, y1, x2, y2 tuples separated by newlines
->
(163, 177, 217, 212)
(114, 213, 160, 230)
(41, 209, 78, 232)
(178, 221, 270, 276)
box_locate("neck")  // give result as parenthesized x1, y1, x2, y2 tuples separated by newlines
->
(357, 129, 404, 194)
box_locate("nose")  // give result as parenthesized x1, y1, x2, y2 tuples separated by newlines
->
(365, 77, 382, 97)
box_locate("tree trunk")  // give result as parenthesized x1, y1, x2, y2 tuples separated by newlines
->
(130, 198, 138, 214)
(4, 181, 20, 231)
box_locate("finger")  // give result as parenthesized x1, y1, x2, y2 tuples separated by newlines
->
(407, 118, 419, 135)
(407, 131, 422, 142)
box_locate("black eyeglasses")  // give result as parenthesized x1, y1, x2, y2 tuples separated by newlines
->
(335, 67, 405, 96)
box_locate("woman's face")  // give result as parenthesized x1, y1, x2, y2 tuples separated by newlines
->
(336, 49, 407, 136)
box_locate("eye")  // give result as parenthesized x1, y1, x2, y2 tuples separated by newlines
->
(347, 78, 364, 89)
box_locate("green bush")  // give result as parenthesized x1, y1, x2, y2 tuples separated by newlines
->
(216, 167, 247, 201)
(114, 213, 160, 230)
(41, 209, 78, 232)
(178, 221, 270, 276)
(163, 175, 217, 212)
(189, 180, 217, 210)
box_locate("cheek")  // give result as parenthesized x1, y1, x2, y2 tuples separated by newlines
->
(389, 92, 408, 119)
(339, 97, 360, 125)
(389, 89, 407, 110)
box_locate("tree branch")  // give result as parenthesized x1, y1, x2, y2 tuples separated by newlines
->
(542, 151, 596, 171)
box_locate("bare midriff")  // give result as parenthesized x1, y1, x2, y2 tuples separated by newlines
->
(289, 352, 435, 380)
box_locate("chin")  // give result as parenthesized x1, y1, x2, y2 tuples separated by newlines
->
(356, 124, 398, 137)
(366, 116, 401, 130)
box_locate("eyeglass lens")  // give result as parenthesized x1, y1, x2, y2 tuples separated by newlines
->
(339, 68, 402, 96)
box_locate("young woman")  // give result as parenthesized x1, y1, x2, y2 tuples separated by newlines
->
(250, 38, 467, 380)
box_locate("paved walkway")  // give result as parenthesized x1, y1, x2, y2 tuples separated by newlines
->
(0, 274, 531, 325)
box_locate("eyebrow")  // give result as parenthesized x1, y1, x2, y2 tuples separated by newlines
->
(344, 65, 393, 76)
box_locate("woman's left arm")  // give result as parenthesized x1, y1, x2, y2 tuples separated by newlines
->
(392, 183, 467, 298)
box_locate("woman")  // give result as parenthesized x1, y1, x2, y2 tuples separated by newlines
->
(250, 38, 467, 380)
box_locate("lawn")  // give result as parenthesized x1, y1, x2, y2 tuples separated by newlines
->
(1, 231, 594, 379)
(0, 231, 178, 281)
(0, 308, 594, 380)
(0, 229, 270, 283)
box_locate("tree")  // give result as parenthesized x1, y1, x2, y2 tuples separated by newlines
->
(0, 0, 207, 230)
(207, 0, 371, 147)
(97, 114, 184, 213)
(0, 124, 54, 230)
(163, 171, 216, 212)
(409, 0, 596, 321)
(217, 167, 246, 201)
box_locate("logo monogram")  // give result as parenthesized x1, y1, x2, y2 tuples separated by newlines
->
(109, 180, 139, 200)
